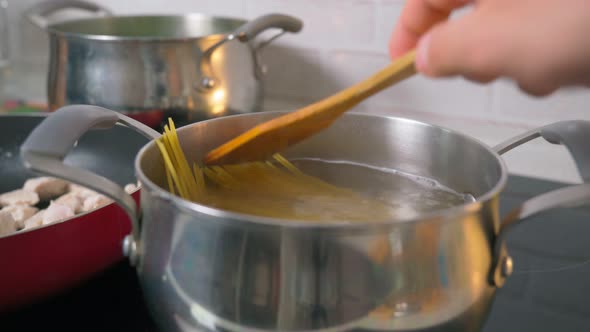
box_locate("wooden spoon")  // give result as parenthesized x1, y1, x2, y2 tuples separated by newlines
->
(204, 49, 417, 165)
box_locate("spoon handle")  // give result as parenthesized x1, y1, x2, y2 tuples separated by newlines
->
(353, 49, 417, 102)
(203, 49, 417, 165)
(305, 49, 417, 119)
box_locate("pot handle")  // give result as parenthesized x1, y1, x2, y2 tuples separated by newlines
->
(489, 120, 590, 287)
(199, 13, 303, 89)
(25, 0, 113, 29)
(20, 105, 160, 266)
(232, 13, 303, 42)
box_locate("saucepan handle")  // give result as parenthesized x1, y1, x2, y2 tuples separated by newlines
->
(25, 0, 113, 29)
(20, 105, 160, 266)
(489, 120, 590, 287)
(233, 13, 303, 42)
(198, 13, 303, 89)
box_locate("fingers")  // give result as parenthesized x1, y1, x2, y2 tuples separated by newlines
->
(415, 10, 505, 83)
(416, 11, 560, 93)
(389, 0, 472, 58)
(391, 0, 590, 95)
(517, 80, 558, 97)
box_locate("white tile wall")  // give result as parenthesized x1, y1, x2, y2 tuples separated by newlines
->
(318, 49, 492, 116)
(5, 0, 590, 183)
(247, 0, 378, 51)
(492, 79, 590, 126)
(260, 45, 325, 101)
(376, 1, 404, 53)
(100, 0, 247, 17)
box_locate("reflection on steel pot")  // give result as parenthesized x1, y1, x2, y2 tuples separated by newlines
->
(25, 0, 303, 127)
(21, 105, 590, 332)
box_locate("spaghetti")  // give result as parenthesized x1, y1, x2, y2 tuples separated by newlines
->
(155, 118, 396, 223)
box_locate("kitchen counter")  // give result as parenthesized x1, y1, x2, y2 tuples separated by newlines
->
(2, 175, 590, 331)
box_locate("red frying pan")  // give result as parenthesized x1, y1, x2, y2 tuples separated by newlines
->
(0, 113, 148, 312)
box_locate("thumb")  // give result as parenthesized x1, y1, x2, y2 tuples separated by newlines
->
(415, 12, 501, 83)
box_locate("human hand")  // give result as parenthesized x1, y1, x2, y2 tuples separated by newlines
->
(389, 0, 590, 96)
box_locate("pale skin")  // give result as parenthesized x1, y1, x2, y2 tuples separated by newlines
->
(389, 0, 590, 96)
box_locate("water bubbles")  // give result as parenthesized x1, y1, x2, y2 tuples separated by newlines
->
(290, 158, 474, 221)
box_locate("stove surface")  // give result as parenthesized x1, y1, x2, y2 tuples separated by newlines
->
(2, 175, 590, 331)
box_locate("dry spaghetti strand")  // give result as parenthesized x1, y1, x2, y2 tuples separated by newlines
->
(157, 118, 396, 223)
(165, 121, 199, 201)
(156, 139, 187, 198)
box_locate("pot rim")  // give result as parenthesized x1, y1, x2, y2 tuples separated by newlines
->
(43, 13, 248, 42)
(134, 111, 509, 230)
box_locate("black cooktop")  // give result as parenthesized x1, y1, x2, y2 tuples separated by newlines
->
(2, 175, 590, 331)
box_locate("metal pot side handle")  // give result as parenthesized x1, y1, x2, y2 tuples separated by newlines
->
(20, 105, 160, 266)
(233, 13, 303, 42)
(489, 120, 590, 287)
(199, 13, 303, 89)
(25, 0, 113, 29)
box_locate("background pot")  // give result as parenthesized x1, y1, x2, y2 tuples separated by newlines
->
(25, 0, 303, 127)
(21, 106, 590, 331)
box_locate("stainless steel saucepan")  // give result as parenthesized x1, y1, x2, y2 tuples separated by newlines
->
(25, 0, 302, 127)
(21, 105, 590, 332)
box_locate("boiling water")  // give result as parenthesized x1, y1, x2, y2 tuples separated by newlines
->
(200, 158, 475, 223)
(288, 158, 475, 221)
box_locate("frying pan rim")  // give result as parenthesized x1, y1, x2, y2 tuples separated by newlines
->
(135, 111, 509, 231)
